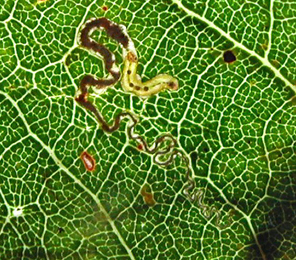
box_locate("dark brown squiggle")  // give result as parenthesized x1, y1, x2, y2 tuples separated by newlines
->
(75, 18, 223, 227)
(75, 17, 179, 156)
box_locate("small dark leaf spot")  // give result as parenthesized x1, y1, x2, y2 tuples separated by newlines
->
(127, 70, 131, 74)
(144, 87, 148, 91)
(65, 56, 71, 66)
(135, 86, 141, 91)
(141, 185, 156, 207)
(130, 83, 134, 87)
(102, 6, 108, 11)
(190, 151, 198, 163)
(203, 147, 209, 152)
(58, 227, 64, 233)
(223, 50, 236, 63)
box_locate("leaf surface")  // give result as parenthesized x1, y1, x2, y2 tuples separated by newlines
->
(0, 0, 295, 259)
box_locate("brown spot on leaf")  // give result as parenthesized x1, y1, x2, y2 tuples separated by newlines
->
(80, 151, 96, 172)
(65, 56, 71, 66)
(271, 59, 280, 68)
(141, 185, 156, 207)
(261, 43, 268, 51)
(223, 50, 236, 63)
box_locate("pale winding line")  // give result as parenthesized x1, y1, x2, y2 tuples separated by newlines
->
(0, 90, 136, 260)
(171, 0, 296, 94)
(170, 1, 275, 259)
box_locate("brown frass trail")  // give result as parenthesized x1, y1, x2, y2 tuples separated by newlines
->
(79, 17, 129, 86)
(75, 17, 178, 141)
(76, 17, 127, 132)
(75, 18, 209, 222)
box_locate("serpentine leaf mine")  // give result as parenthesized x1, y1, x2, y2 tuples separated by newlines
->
(75, 17, 223, 226)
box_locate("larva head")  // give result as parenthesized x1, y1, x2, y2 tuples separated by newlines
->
(167, 78, 179, 91)
(127, 51, 138, 63)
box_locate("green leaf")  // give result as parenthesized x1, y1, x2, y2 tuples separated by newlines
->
(0, 0, 295, 259)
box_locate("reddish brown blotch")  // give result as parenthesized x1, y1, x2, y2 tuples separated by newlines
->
(102, 6, 108, 11)
(140, 185, 156, 207)
(80, 151, 96, 171)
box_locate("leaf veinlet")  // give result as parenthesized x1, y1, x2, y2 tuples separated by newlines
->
(75, 17, 222, 225)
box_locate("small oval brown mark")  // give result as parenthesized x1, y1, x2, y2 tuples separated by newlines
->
(80, 151, 96, 171)
(141, 185, 156, 207)
(127, 70, 131, 75)
(102, 6, 108, 11)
